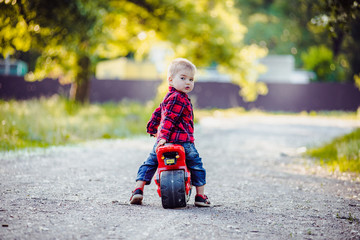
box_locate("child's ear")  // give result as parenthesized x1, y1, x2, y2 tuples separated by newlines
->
(168, 76, 173, 85)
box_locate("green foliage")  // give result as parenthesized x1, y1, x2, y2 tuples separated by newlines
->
(0, 96, 152, 151)
(307, 128, 360, 173)
(301, 45, 348, 82)
(235, 0, 360, 81)
(0, 8, 31, 55)
(303, 0, 360, 80)
(235, 0, 318, 66)
(305, 0, 360, 39)
(355, 74, 360, 90)
(1, 0, 268, 103)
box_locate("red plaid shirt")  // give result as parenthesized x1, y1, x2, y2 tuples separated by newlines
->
(147, 87, 194, 143)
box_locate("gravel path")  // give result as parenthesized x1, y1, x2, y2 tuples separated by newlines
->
(1, 115, 360, 239)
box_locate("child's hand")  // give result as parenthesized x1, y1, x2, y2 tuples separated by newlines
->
(156, 139, 166, 151)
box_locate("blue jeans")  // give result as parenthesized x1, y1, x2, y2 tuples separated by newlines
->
(136, 142, 206, 186)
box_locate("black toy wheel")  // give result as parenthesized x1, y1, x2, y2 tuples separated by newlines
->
(160, 170, 186, 209)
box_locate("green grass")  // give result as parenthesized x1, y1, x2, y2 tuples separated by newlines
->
(0, 96, 153, 151)
(195, 107, 359, 119)
(2, 96, 359, 173)
(306, 128, 360, 173)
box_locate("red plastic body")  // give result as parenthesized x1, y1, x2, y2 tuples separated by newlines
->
(155, 144, 191, 197)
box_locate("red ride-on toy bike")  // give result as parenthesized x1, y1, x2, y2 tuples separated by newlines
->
(154, 144, 192, 209)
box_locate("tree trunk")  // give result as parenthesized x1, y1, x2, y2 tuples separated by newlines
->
(332, 28, 344, 58)
(350, 21, 360, 80)
(70, 55, 91, 104)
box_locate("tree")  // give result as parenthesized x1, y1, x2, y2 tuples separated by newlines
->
(1, 0, 267, 103)
(301, 45, 347, 82)
(234, 0, 360, 82)
(234, 0, 329, 67)
(304, 0, 360, 81)
(1, 0, 109, 102)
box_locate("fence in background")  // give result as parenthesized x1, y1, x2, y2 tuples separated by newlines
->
(1, 76, 359, 112)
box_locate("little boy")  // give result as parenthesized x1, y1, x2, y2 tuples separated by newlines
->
(130, 58, 211, 207)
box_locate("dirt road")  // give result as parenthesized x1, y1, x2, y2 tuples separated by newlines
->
(1, 115, 360, 239)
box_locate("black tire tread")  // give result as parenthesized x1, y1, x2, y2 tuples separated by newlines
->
(160, 170, 186, 208)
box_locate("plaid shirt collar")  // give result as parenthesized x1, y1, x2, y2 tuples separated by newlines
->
(168, 86, 189, 99)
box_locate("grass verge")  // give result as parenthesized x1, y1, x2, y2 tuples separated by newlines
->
(195, 107, 359, 119)
(0, 96, 153, 151)
(306, 128, 360, 173)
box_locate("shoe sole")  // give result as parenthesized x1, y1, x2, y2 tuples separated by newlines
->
(130, 194, 143, 205)
(194, 202, 211, 207)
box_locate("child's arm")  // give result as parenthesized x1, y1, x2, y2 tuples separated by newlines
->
(146, 106, 161, 136)
(156, 138, 166, 151)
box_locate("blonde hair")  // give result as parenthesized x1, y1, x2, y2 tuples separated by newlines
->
(167, 58, 197, 79)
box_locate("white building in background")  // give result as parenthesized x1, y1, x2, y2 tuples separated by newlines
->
(258, 55, 313, 84)
(95, 52, 313, 84)
(195, 68, 231, 82)
(187, 55, 313, 83)
(95, 58, 159, 80)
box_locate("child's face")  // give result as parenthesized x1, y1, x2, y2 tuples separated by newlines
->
(169, 69, 195, 94)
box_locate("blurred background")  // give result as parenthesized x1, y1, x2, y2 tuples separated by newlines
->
(0, 0, 360, 162)
(1, 0, 359, 107)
